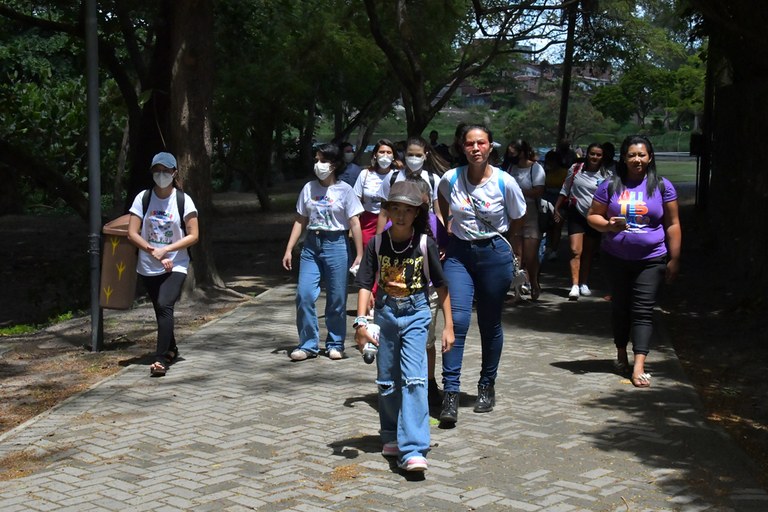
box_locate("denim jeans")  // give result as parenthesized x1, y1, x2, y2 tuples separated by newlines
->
(296, 230, 349, 354)
(375, 292, 431, 464)
(602, 252, 666, 355)
(441, 235, 513, 392)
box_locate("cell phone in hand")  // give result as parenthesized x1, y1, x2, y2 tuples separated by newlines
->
(611, 216, 627, 226)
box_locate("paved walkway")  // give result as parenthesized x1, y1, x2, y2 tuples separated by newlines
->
(1, 280, 766, 511)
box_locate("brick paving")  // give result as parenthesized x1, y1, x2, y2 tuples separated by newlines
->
(1, 281, 766, 511)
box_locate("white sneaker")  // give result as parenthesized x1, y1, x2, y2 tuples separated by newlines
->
(381, 441, 399, 457)
(328, 348, 344, 360)
(579, 284, 592, 297)
(290, 348, 314, 361)
(400, 456, 428, 472)
(568, 285, 580, 300)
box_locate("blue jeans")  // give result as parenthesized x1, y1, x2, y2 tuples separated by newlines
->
(296, 230, 349, 354)
(375, 292, 431, 464)
(441, 236, 513, 392)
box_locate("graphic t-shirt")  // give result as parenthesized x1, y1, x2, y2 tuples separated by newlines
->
(129, 188, 197, 276)
(593, 177, 677, 260)
(355, 231, 446, 298)
(296, 180, 363, 231)
(438, 166, 526, 240)
(353, 168, 393, 214)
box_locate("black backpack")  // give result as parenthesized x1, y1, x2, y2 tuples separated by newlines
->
(389, 170, 436, 197)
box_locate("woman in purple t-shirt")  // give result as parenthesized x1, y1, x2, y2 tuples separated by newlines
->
(587, 135, 681, 388)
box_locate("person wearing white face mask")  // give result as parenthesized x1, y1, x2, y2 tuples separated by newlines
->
(376, 136, 449, 407)
(283, 143, 364, 361)
(353, 139, 402, 250)
(127, 152, 199, 377)
(337, 142, 362, 187)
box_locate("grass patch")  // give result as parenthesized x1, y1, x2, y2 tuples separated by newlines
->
(656, 159, 697, 183)
(0, 310, 77, 337)
(0, 324, 37, 336)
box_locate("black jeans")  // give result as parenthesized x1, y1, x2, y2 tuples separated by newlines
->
(602, 252, 666, 355)
(142, 272, 186, 361)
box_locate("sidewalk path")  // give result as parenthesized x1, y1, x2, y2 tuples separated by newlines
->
(1, 283, 766, 511)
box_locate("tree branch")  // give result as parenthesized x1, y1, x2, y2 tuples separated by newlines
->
(0, 139, 89, 220)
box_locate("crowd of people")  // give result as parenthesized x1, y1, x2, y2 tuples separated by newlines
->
(128, 128, 681, 473)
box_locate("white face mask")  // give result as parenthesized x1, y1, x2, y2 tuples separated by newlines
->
(376, 154, 393, 169)
(153, 172, 174, 188)
(314, 161, 333, 180)
(343, 152, 355, 163)
(405, 156, 425, 173)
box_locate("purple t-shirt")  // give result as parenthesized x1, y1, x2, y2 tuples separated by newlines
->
(593, 177, 677, 260)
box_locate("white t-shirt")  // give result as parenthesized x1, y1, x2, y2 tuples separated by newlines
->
(507, 162, 545, 191)
(378, 169, 439, 208)
(353, 168, 393, 214)
(438, 166, 526, 240)
(129, 188, 198, 276)
(296, 180, 364, 231)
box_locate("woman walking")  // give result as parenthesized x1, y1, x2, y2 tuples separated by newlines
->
(587, 135, 681, 387)
(282, 143, 364, 361)
(353, 139, 401, 248)
(436, 124, 526, 423)
(503, 140, 546, 300)
(554, 143, 612, 300)
(127, 152, 199, 377)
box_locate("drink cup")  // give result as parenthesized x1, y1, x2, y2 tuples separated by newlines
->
(362, 323, 380, 364)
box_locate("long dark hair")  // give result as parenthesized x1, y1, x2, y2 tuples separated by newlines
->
(609, 135, 661, 198)
(583, 142, 611, 178)
(501, 139, 534, 170)
(368, 138, 403, 171)
(405, 136, 448, 176)
(412, 201, 433, 240)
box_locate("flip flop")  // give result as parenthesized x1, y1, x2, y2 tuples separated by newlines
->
(150, 361, 168, 377)
(631, 372, 651, 388)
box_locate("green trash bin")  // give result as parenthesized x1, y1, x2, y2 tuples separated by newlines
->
(100, 214, 138, 309)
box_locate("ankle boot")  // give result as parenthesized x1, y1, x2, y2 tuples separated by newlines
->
(473, 385, 495, 413)
(439, 391, 459, 423)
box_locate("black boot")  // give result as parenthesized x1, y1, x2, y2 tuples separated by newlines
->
(439, 391, 459, 423)
(428, 379, 442, 408)
(473, 385, 495, 413)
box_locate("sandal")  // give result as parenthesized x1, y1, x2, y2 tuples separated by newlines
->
(150, 361, 168, 377)
(613, 359, 631, 377)
(150, 347, 179, 377)
(631, 372, 651, 388)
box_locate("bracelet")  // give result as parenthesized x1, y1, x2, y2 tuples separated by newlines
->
(353, 316, 369, 329)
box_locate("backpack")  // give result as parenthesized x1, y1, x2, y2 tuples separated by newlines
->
(390, 170, 436, 195)
(141, 188, 187, 235)
(373, 232, 431, 285)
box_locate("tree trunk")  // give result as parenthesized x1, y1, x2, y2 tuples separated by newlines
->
(557, 3, 578, 143)
(168, 0, 223, 289)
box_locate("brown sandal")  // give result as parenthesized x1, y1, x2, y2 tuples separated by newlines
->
(150, 361, 168, 377)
